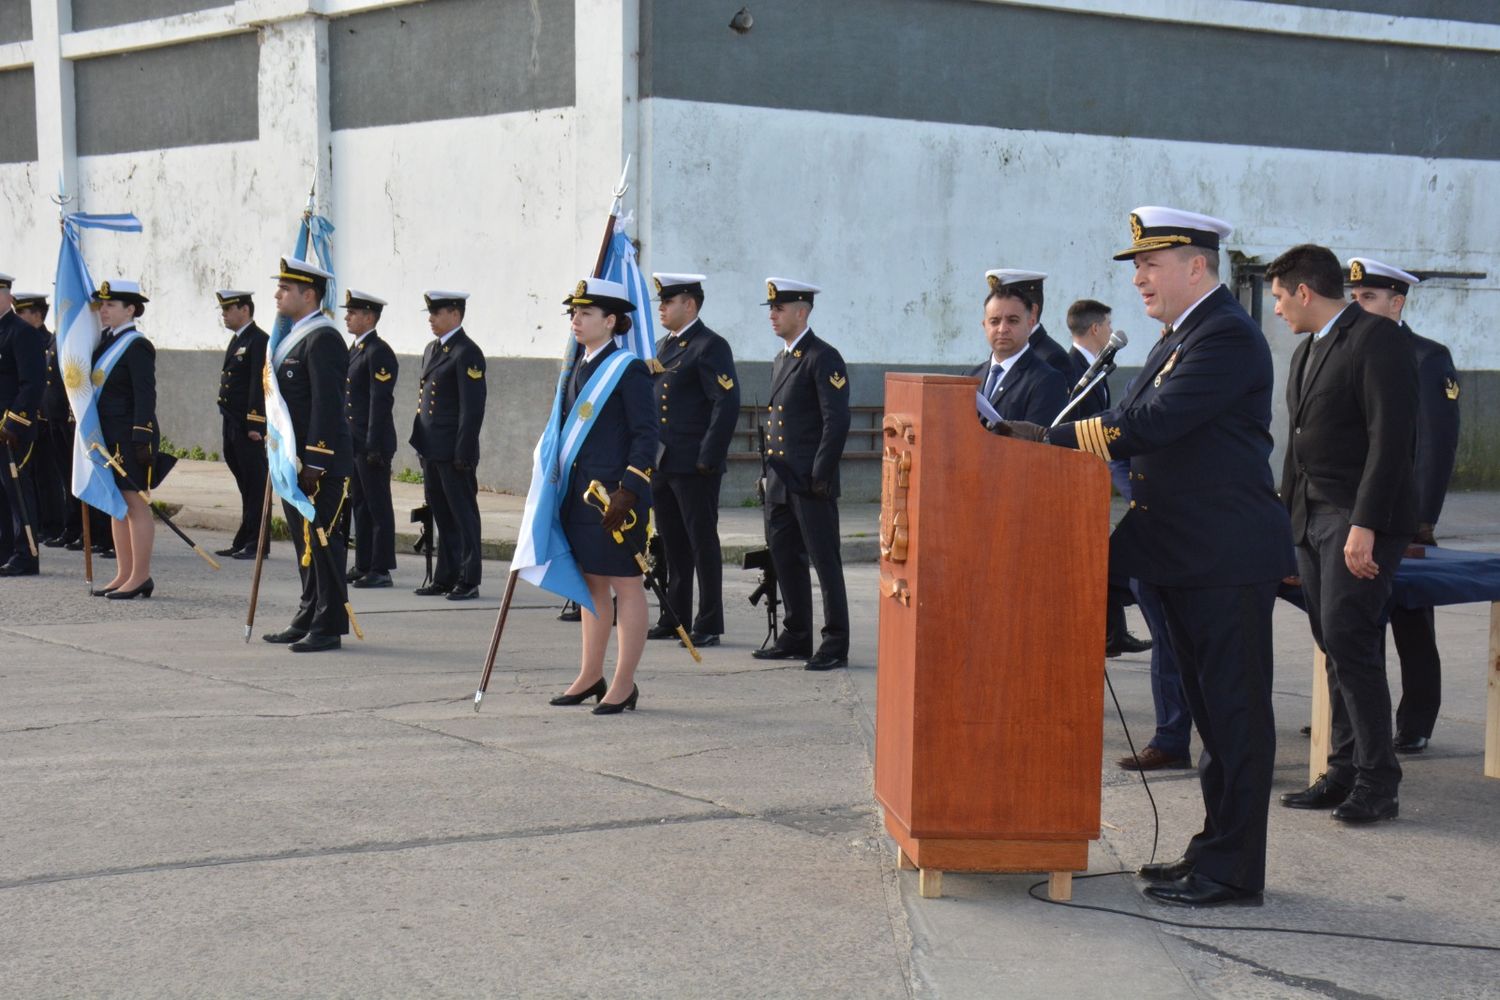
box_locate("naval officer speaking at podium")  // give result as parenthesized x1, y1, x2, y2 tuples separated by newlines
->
(995, 206, 1294, 908)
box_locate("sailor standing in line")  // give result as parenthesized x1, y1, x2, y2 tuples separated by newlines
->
(213, 289, 270, 559)
(0, 274, 45, 576)
(646, 272, 740, 647)
(343, 289, 399, 589)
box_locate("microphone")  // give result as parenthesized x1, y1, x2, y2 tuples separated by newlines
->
(1070, 329, 1128, 397)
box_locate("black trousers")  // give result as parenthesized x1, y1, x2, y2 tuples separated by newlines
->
(283, 476, 350, 636)
(350, 453, 397, 573)
(1297, 506, 1407, 796)
(1159, 580, 1278, 894)
(766, 492, 849, 659)
(0, 436, 40, 566)
(654, 471, 724, 634)
(222, 417, 269, 552)
(1391, 606, 1440, 740)
(34, 419, 69, 540)
(422, 458, 481, 589)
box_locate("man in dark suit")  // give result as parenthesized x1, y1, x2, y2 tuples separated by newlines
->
(0, 274, 46, 576)
(261, 257, 354, 653)
(1064, 299, 1114, 419)
(752, 278, 851, 671)
(971, 276, 1068, 428)
(1347, 257, 1459, 754)
(647, 272, 739, 646)
(14, 293, 66, 546)
(984, 268, 1071, 377)
(410, 291, 486, 600)
(214, 290, 270, 559)
(1273, 245, 1418, 824)
(342, 289, 399, 589)
(1003, 206, 1295, 906)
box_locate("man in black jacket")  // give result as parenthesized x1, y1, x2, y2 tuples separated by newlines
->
(214, 290, 269, 559)
(261, 258, 354, 653)
(342, 289, 399, 589)
(970, 275, 1068, 427)
(14, 293, 66, 546)
(1004, 206, 1296, 906)
(984, 268, 1070, 377)
(1273, 244, 1417, 825)
(410, 291, 486, 600)
(0, 274, 45, 576)
(751, 278, 851, 671)
(647, 273, 739, 646)
(1346, 257, 1459, 754)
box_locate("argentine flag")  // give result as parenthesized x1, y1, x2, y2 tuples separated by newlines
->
(598, 218, 657, 364)
(511, 363, 594, 612)
(54, 212, 142, 520)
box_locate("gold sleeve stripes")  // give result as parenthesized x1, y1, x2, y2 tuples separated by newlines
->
(1075, 417, 1114, 461)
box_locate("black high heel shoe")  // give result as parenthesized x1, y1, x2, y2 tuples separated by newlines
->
(549, 678, 607, 706)
(106, 578, 154, 600)
(592, 685, 639, 715)
(92, 586, 118, 597)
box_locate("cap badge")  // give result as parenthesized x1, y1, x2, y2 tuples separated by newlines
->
(1349, 260, 1365, 282)
(652, 277, 663, 293)
(1129, 213, 1143, 242)
(986, 273, 1001, 291)
(766, 281, 778, 300)
(99, 281, 112, 297)
(574, 280, 588, 298)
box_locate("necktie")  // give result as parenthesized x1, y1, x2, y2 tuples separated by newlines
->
(983, 363, 1003, 400)
(1300, 335, 1328, 397)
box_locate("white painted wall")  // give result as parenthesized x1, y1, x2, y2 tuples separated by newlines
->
(639, 97, 1500, 372)
(0, 161, 55, 294)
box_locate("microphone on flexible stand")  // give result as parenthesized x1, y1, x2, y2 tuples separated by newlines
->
(1069, 329, 1128, 399)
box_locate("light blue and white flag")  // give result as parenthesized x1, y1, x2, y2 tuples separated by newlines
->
(511, 347, 637, 612)
(54, 212, 143, 520)
(264, 209, 337, 522)
(598, 217, 657, 364)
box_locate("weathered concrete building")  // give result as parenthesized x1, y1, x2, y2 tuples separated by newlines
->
(3, 0, 1497, 498)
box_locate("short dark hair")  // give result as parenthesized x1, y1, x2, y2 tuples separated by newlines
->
(984, 286, 1039, 315)
(20, 302, 50, 321)
(1266, 244, 1344, 300)
(1066, 299, 1110, 336)
(684, 288, 705, 309)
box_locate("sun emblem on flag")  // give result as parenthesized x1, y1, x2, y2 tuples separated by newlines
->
(63, 360, 86, 390)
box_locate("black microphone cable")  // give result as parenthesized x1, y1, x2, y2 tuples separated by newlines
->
(1021, 665, 1500, 954)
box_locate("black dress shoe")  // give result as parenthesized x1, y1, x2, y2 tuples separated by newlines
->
(95, 547, 115, 559)
(1332, 788, 1398, 824)
(106, 577, 154, 599)
(549, 678, 607, 706)
(346, 568, 366, 583)
(290, 633, 342, 653)
(64, 538, 86, 551)
(557, 601, 582, 622)
(1143, 873, 1262, 908)
(215, 546, 241, 557)
(0, 561, 39, 577)
(232, 548, 261, 560)
(804, 653, 849, 671)
(1393, 734, 1429, 753)
(592, 685, 639, 715)
(262, 627, 308, 644)
(752, 645, 812, 661)
(414, 582, 452, 596)
(683, 632, 719, 648)
(446, 584, 479, 601)
(1138, 857, 1194, 883)
(353, 571, 392, 589)
(647, 622, 679, 640)
(42, 536, 67, 548)
(1280, 773, 1350, 809)
(1105, 631, 1153, 657)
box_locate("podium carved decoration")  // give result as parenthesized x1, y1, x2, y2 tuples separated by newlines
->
(880, 414, 915, 605)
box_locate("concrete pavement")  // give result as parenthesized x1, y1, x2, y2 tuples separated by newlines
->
(2, 480, 1499, 998)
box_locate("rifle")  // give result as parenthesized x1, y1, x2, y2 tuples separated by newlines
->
(742, 402, 780, 649)
(410, 504, 434, 589)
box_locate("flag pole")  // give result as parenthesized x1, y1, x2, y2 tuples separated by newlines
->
(49, 177, 90, 590)
(473, 157, 633, 713)
(244, 472, 274, 641)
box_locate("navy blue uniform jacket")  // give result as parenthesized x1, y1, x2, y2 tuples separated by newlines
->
(1280, 304, 1417, 544)
(346, 331, 399, 458)
(653, 319, 740, 474)
(969, 347, 1068, 426)
(1028, 324, 1072, 376)
(0, 309, 46, 443)
(276, 320, 354, 478)
(1404, 323, 1460, 527)
(1049, 286, 1294, 587)
(410, 328, 486, 466)
(217, 322, 268, 432)
(764, 331, 851, 503)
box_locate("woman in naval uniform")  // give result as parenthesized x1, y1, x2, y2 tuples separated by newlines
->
(91, 280, 160, 599)
(549, 277, 659, 714)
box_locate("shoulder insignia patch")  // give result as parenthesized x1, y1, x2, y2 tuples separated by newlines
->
(1445, 376, 1460, 400)
(1104, 425, 1121, 443)
(829, 373, 847, 390)
(466, 366, 484, 380)
(374, 369, 394, 382)
(717, 373, 735, 390)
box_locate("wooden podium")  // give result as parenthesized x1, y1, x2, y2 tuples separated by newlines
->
(874, 374, 1110, 901)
